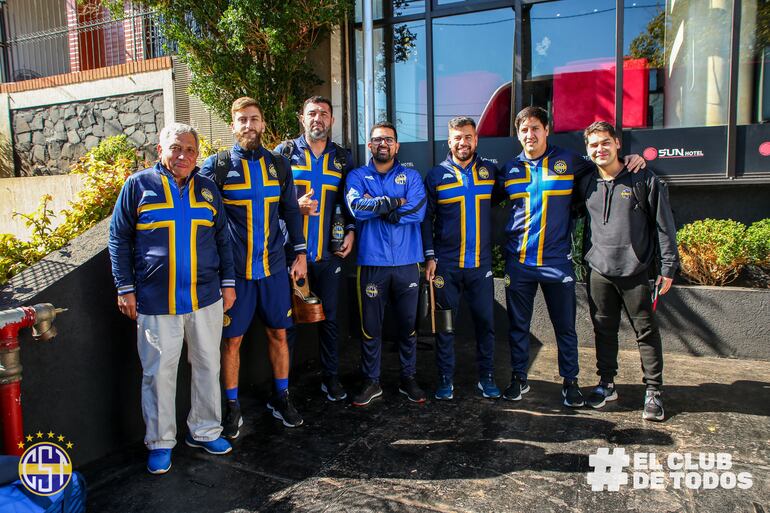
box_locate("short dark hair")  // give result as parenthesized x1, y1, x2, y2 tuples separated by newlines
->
(370, 121, 398, 141)
(583, 121, 617, 144)
(514, 106, 549, 132)
(448, 116, 476, 131)
(231, 96, 264, 120)
(302, 95, 333, 116)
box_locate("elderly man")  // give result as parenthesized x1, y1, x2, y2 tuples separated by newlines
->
(109, 122, 236, 475)
(275, 96, 356, 402)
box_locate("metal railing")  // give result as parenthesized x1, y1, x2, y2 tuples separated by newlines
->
(0, 0, 171, 84)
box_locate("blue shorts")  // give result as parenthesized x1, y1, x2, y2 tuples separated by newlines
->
(223, 271, 293, 337)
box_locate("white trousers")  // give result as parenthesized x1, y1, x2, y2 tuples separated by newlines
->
(136, 299, 223, 450)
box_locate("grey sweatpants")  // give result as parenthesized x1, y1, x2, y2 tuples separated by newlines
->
(136, 299, 223, 450)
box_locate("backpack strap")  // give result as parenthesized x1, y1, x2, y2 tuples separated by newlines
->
(332, 142, 348, 169)
(213, 150, 231, 191)
(631, 168, 654, 224)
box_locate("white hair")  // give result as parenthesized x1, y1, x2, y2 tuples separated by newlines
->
(158, 122, 199, 149)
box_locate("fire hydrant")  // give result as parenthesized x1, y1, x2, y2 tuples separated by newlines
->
(0, 303, 66, 455)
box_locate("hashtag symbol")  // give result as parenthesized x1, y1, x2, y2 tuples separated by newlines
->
(587, 448, 630, 491)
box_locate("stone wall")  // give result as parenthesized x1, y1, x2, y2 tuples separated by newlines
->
(11, 90, 164, 176)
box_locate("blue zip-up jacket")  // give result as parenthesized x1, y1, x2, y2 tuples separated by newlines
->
(499, 145, 593, 267)
(345, 159, 427, 266)
(274, 135, 356, 262)
(421, 153, 499, 268)
(200, 144, 306, 281)
(108, 162, 235, 316)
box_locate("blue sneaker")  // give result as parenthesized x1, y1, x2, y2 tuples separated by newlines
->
(587, 381, 618, 409)
(477, 373, 501, 399)
(435, 375, 454, 400)
(147, 449, 172, 474)
(184, 434, 232, 455)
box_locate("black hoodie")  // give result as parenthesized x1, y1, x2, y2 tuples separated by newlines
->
(574, 167, 679, 279)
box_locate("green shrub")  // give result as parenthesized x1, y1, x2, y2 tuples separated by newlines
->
(676, 219, 748, 286)
(0, 136, 140, 284)
(745, 219, 770, 267)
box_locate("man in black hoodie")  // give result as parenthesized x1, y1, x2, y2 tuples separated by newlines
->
(574, 121, 679, 421)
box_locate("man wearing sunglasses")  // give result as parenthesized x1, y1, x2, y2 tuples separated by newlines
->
(344, 121, 428, 406)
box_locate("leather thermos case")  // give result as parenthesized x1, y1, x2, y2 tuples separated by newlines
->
(291, 277, 325, 324)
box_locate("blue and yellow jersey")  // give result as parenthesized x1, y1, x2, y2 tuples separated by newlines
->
(421, 154, 498, 268)
(200, 144, 306, 281)
(274, 135, 355, 262)
(500, 145, 593, 267)
(108, 162, 235, 316)
(345, 159, 426, 267)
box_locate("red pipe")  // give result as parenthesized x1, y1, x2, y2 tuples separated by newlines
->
(0, 307, 34, 456)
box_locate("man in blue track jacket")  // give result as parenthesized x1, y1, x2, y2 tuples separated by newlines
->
(200, 97, 307, 432)
(344, 121, 427, 406)
(109, 123, 235, 474)
(275, 96, 356, 402)
(421, 116, 501, 400)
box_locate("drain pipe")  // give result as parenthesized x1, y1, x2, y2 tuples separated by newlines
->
(0, 304, 66, 455)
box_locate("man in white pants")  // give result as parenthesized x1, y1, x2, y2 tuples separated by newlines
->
(109, 123, 236, 474)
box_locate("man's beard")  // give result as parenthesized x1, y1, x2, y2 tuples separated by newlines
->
(372, 151, 393, 164)
(307, 125, 329, 142)
(236, 130, 262, 151)
(453, 147, 473, 162)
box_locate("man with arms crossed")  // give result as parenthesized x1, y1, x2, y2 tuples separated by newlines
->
(109, 123, 235, 474)
(345, 121, 427, 406)
(201, 97, 307, 432)
(575, 121, 678, 421)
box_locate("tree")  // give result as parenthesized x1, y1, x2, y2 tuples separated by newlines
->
(628, 9, 665, 68)
(98, 1, 353, 147)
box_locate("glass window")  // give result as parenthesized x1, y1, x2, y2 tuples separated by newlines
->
(355, 0, 424, 22)
(355, 28, 387, 143)
(625, 1, 733, 128)
(737, 0, 770, 124)
(432, 9, 515, 139)
(392, 21, 428, 141)
(355, 21, 428, 143)
(523, 0, 616, 133)
(437, 0, 465, 5)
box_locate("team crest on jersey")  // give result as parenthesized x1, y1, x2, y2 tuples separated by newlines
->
(334, 157, 343, 170)
(478, 166, 490, 179)
(201, 188, 214, 203)
(268, 163, 278, 178)
(554, 160, 568, 174)
(621, 188, 632, 199)
(433, 276, 445, 289)
(223, 314, 231, 327)
(395, 172, 407, 185)
(365, 283, 379, 298)
(504, 274, 511, 287)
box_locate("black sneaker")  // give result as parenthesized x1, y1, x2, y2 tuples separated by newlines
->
(643, 389, 664, 421)
(267, 390, 304, 427)
(398, 376, 427, 403)
(503, 374, 530, 401)
(562, 379, 585, 407)
(321, 375, 347, 402)
(222, 400, 243, 439)
(586, 381, 618, 409)
(351, 379, 383, 407)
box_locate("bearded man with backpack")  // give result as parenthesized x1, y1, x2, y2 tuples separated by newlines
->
(200, 97, 308, 432)
(574, 121, 679, 421)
